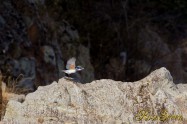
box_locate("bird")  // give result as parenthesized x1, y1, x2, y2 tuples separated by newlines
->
(62, 57, 84, 79)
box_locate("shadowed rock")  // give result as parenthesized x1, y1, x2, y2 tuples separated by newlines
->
(2, 67, 187, 123)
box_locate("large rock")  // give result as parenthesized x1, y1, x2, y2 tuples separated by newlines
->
(42, 45, 56, 66)
(2, 67, 187, 123)
(0, 0, 94, 87)
(4, 57, 36, 92)
(77, 45, 95, 83)
(135, 25, 187, 83)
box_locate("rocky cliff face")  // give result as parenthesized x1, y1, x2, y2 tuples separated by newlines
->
(2, 67, 187, 123)
(2, 0, 187, 89)
(0, 0, 94, 92)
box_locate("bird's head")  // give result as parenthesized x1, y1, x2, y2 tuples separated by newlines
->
(76, 66, 84, 71)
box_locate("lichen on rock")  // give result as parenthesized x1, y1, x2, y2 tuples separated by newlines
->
(2, 67, 187, 123)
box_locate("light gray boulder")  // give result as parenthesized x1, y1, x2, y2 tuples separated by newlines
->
(2, 67, 187, 124)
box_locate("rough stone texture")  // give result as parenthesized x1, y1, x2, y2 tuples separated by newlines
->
(2, 67, 187, 124)
(0, 0, 95, 89)
(134, 25, 187, 83)
(5, 57, 36, 92)
(42, 45, 56, 66)
(77, 45, 95, 83)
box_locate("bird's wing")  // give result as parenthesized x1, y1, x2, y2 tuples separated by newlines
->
(66, 57, 76, 70)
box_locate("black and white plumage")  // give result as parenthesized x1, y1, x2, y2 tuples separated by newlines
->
(62, 57, 84, 75)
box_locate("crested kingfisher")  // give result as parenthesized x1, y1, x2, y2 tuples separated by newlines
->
(62, 57, 84, 79)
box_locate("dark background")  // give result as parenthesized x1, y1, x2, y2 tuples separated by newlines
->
(1, 0, 187, 93)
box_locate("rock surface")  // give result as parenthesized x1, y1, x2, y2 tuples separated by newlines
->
(2, 67, 187, 124)
(133, 26, 186, 83)
(1, 0, 187, 86)
(0, 0, 95, 90)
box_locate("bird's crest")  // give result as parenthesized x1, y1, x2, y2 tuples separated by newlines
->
(66, 57, 76, 70)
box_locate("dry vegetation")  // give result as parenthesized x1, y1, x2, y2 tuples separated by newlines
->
(0, 73, 28, 119)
